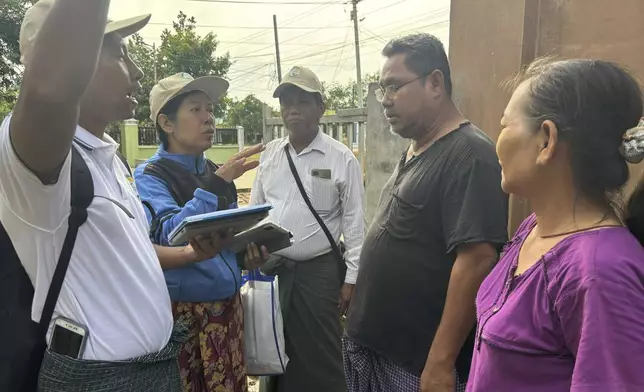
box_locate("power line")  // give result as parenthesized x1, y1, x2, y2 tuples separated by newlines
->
(362, 0, 416, 17)
(230, 16, 350, 59)
(277, 19, 449, 63)
(332, 27, 351, 81)
(147, 22, 349, 30)
(360, 26, 386, 44)
(189, 0, 341, 4)
(222, 1, 338, 50)
(350, 0, 363, 107)
(228, 63, 272, 82)
(229, 7, 446, 60)
(230, 23, 351, 59)
(141, 36, 342, 46)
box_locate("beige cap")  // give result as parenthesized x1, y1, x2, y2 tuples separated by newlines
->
(273, 66, 325, 99)
(149, 73, 229, 124)
(20, 0, 151, 64)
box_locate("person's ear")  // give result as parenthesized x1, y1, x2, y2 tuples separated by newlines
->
(158, 114, 174, 135)
(426, 69, 445, 98)
(318, 99, 326, 118)
(536, 119, 559, 166)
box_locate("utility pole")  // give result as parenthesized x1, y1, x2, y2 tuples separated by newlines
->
(152, 42, 158, 83)
(273, 14, 283, 83)
(351, 0, 363, 108)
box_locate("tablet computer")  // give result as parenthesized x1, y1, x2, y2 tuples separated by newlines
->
(231, 221, 294, 258)
(168, 204, 272, 246)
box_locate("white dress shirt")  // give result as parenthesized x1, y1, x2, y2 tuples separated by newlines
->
(250, 131, 366, 284)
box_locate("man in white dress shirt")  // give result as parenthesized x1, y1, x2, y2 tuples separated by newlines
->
(252, 66, 366, 392)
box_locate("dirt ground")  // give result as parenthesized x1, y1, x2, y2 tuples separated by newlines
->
(248, 377, 259, 392)
(238, 190, 251, 206)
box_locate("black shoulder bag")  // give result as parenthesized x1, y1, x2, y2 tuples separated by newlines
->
(283, 145, 346, 268)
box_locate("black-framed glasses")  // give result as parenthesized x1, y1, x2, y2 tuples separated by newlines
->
(375, 75, 425, 102)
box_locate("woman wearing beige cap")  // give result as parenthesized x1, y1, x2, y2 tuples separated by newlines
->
(134, 73, 267, 392)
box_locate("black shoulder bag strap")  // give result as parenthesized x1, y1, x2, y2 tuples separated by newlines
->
(38, 147, 93, 330)
(115, 151, 132, 177)
(284, 144, 344, 264)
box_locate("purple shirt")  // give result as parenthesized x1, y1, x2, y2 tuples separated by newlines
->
(467, 214, 644, 392)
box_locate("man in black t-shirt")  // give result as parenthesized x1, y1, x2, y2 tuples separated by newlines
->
(344, 33, 508, 392)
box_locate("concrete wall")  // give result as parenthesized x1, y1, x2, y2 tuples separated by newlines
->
(121, 120, 247, 167)
(449, 0, 644, 234)
(135, 145, 241, 166)
(364, 83, 409, 222)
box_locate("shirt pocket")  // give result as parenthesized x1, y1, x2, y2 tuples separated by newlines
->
(385, 191, 425, 240)
(310, 175, 337, 213)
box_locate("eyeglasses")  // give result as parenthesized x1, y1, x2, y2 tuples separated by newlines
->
(375, 75, 425, 102)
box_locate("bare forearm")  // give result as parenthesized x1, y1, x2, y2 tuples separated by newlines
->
(12, 0, 110, 178)
(426, 248, 496, 367)
(154, 245, 196, 270)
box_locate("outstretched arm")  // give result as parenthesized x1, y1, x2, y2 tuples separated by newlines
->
(10, 0, 110, 184)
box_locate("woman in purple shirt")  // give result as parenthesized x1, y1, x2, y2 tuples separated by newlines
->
(467, 58, 644, 392)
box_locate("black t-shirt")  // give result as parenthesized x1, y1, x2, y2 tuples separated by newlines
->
(346, 123, 508, 379)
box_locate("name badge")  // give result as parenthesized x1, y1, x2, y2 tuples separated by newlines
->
(311, 169, 331, 179)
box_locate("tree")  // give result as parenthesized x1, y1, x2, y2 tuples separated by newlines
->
(127, 34, 157, 124)
(128, 12, 232, 123)
(0, 89, 18, 119)
(0, 0, 32, 89)
(323, 73, 379, 111)
(0, 0, 34, 113)
(224, 95, 266, 145)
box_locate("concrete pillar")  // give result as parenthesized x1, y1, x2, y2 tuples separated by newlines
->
(122, 119, 139, 168)
(347, 122, 354, 151)
(236, 126, 244, 152)
(358, 122, 366, 172)
(261, 104, 273, 144)
(364, 82, 409, 223)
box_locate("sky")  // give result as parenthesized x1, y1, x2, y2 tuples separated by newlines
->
(108, 0, 451, 103)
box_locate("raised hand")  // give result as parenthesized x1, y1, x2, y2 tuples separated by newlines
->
(215, 143, 265, 183)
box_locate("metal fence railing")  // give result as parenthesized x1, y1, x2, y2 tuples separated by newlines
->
(106, 123, 121, 145)
(139, 126, 159, 146)
(137, 126, 241, 146)
(215, 128, 238, 145)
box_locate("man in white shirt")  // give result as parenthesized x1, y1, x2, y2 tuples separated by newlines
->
(0, 0, 224, 390)
(252, 66, 366, 392)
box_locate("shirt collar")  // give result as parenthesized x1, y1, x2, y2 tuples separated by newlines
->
(156, 145, 207, 173)
(73, 126, 118, 152)
(279, 131, 327, 155)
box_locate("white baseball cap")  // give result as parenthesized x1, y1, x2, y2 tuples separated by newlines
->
(273, 65, 325, 99)
(20, 0, 151, 64)
(149, 73, 230, 125)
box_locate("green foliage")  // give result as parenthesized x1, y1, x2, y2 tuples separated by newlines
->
(0, 0, 34, 115)
(127, 34, 156, 124)
(224, 94, 265, 144)
(323, 72, 379, 111)
(0, 0, 33, 89)
(128, 12, 232, 123)
(0, 90, 18, 119)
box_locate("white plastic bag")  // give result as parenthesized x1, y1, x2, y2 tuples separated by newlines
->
(241, 270, 289, 376)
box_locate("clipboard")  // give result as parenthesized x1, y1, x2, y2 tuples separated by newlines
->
(168, 204, 272, 246)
